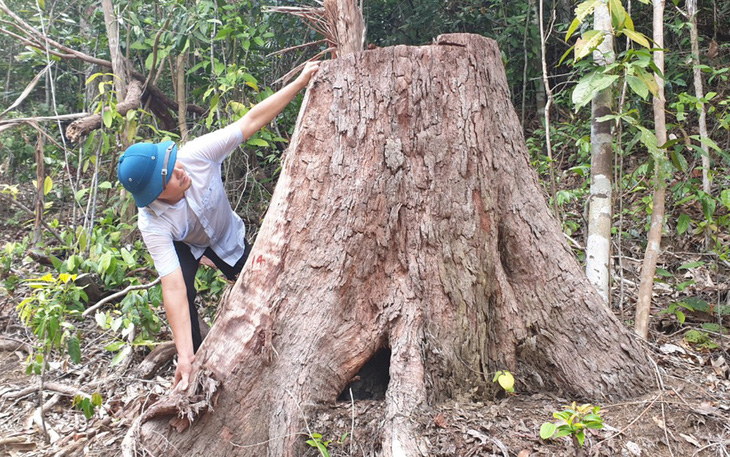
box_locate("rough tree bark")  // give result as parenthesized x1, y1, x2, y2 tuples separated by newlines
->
(33, 130, 45, 246)
(324, 0, 364, 56)
(133, 34, 652, 457)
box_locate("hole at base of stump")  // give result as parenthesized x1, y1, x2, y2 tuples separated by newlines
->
(337, 348, 391, 401)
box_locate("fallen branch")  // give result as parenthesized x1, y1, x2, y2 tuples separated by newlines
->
(0, 337, 32, 353)
(2, 381, 92, 400)
(65, 80, 143, 143)
(135, 341, 176, 380)
(1, 384, 38, 400)
(43, 381, 92, 399)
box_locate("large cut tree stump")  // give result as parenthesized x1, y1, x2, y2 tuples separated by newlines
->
(134, 33, 652, 456)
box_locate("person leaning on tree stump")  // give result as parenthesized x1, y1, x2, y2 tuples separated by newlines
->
(116, 62, 320, 391)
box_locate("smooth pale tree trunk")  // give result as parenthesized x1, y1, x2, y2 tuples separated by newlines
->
(688, 0, 712, 248)
(100, 0, 129, 99)
(635, 0, 668, 339)
(585, 2, 615, 305)
(531, 0, 546, 127)
(130, 34, 652, 457)
(4, 42, 14, 105)
(538, 0, 558, 216)
(175, 52, 189, 143)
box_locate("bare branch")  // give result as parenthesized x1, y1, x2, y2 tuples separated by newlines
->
(0, 65, 50, 120)
(82, 277, 161, 318)
(143, 17, 172, 92)
(266, 39, 328, 57)
(0, 113, 88, 125)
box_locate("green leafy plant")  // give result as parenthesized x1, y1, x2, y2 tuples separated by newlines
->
(17, 273, 88, 372)
(684, 327, 719, 350)
(305, 432, 332, 457)
(659, 297, 730, 334)
(540, 402, 604, 452)
(72, 392, 103, 420)
(305, 432, 348, 457)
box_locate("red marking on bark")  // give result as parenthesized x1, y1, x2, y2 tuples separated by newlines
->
(251, 255, 265, 268)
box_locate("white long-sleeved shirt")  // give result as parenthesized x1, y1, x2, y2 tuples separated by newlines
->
(138, 124, 246, 277)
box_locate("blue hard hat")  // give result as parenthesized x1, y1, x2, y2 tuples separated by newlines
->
(117, 141, 177, 207)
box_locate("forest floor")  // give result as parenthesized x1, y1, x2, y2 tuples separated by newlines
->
(0, 213, 729, 457)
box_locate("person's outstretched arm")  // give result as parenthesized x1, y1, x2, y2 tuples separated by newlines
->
(236, 61, 319, 141)
(160, 268, 195, 391)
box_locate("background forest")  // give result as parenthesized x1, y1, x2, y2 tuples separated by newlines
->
(0, 0, 729, 455)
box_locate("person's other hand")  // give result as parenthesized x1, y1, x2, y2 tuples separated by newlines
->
(173, 354, 194, 392)
(296, 61, 320, 86)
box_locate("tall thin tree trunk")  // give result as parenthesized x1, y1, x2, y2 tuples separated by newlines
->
(585, 2, 616, 304)
(101, 0, 129, 98)
(3, 44, 13, 104)
(635, 0, 668, 339)
(79, 4, 96, 111)
(538, 0, 558, 217)
(176, 52, 189, 143)
(521, 0, 533, 128)
(33, 131, 45, 246)
(688, 0, 712, 249)
(533, 0, 546, 125)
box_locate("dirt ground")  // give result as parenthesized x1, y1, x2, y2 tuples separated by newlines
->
(1, 289, 729, 457)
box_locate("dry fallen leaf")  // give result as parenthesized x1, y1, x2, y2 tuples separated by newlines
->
(679, 433, 701, 447)
(652, 415, 666, 430)
(433, 413, 447, 428)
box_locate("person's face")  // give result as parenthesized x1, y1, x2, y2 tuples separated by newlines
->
(157, 163, 191, 204)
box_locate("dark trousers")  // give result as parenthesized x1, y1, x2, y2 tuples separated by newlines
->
(173, 240, 251, 353)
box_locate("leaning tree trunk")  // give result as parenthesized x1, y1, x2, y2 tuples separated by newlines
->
(635, 0, 668, 339)
(133, 34, 652, 457)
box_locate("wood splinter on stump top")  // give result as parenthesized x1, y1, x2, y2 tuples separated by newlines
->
(324, 0, 364, 57)
(136, 33, 652, 457)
